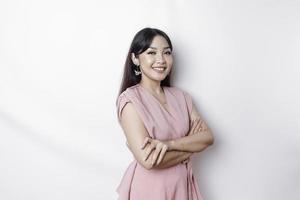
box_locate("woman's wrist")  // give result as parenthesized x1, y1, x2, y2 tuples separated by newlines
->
(166, 139, 176, 151)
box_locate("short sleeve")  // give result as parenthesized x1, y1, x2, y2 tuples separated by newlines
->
(116, 92, 131, 123)
(116, 89, 154, 137)
(183, 91, 193, 117)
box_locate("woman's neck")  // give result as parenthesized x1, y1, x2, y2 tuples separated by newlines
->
(139, 79, 163, 95)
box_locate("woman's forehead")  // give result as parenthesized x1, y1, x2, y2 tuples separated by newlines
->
(151, 35, 169, 45)
(148, 37, 171, 50)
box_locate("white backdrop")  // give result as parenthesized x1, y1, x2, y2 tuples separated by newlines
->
(1, 0, 299, 199)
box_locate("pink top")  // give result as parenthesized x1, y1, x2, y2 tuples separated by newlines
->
(116, 84, 203, 200)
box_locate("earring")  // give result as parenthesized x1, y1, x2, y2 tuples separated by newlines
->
(134, 65, 142, 76)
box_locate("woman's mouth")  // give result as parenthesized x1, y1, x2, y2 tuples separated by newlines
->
(152, 67, 166, 73)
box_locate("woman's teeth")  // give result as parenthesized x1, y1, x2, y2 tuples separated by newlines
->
(153, 67, 166, 72)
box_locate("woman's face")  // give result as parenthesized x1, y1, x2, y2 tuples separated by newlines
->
(132, 35, 173, 83)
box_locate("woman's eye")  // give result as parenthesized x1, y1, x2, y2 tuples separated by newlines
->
(147, 51, 171, 55)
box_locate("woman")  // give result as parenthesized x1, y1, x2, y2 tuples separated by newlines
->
(116, 27, 214, 200)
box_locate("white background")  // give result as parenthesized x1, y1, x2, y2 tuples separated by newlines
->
(1, 0, 299, 199)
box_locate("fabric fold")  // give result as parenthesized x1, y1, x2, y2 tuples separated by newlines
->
(183, 159, 203, 200)
(116, 161, 137, 200)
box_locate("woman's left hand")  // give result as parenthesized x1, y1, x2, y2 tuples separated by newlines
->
(141, 137, 169, 166)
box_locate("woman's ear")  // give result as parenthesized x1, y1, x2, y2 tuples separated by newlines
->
(131, 53, 139, 66)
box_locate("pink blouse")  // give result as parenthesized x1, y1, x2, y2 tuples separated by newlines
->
(116, 84, 203, 200)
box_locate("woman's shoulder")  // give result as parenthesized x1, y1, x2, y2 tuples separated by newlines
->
(118, 84, 140, 99)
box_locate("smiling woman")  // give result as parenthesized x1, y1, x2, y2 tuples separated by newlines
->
(115, 27, 214, 200)
(136, 41, 173, 75)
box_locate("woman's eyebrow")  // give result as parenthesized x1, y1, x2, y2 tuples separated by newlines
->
(149, 46, 171, 50)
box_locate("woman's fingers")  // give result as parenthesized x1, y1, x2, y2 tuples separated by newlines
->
(190, 119, 199, 134)
(143, 143, 155, 161)
(151, 143, 163, 165)
(156, 145, 168, 165)
(141, 137, 151, 149)
(189, 117, 209, 136)
(193, 118, 202, 133)
(196, 119, 208, 133)
(194, 119, 203, 133)
(201, 121, 208, 132)
(142, 138, 169, 166)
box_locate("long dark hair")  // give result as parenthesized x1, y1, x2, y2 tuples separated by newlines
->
(117, 27, 173, 100)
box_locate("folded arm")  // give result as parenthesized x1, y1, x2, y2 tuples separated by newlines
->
(151, 150, 192, 169)
(126, 142, 192, 169)
(120, 102, 191, 170)
(167, 129, 213, 153)
(119, 102, 214, 170)
(143, 102, 214, 162)
(167, 102, 214, 153)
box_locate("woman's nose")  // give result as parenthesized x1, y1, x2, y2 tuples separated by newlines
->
(156, 53, 166, 63)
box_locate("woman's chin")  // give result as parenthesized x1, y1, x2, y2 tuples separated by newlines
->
(151, 73, 168, 81)
(142, 71, 169, 82)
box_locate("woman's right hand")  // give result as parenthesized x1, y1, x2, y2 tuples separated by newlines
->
(140, 137, 169, 167)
